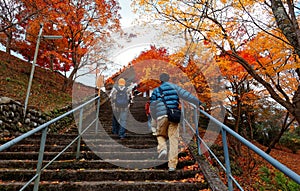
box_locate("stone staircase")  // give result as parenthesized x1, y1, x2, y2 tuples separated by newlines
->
(0, 96, 209, 191)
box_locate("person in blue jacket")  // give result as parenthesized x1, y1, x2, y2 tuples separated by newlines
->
(150, 73, 204, 172)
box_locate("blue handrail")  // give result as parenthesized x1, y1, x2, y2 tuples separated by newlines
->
(0, 96, 101, 191)
(182, 102, 300, 190)
(1, 95, 299, 190)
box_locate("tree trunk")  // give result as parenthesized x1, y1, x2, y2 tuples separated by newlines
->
(61, 51, 79, 91)
(5, 30, 12, 55)
(50, 54, 54, 71)
(266, 113, 295, 154)
(234, 99, 241, 133)
(247, 113, 254, 140)
(271, 0, 300, 57)
(62, 65, 77, 92)
(231, 96, 242, 156)
(292, 85, 300, 125)
(62, 78, 73, 92)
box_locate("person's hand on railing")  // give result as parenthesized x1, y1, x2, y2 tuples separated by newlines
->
(199, 105, 205, 110)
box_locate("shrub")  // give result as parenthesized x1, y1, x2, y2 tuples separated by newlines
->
(257, 166, 300, 191)
(279, 132, 300, 154)
(254, 123, 280, 146)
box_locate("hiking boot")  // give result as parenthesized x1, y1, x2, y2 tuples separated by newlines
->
(158, 149, 167, 159)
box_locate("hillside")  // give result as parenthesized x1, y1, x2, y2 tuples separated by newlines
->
(0, 50, 94, 113)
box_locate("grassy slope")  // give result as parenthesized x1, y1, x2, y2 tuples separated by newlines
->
(0, 50, 94, 113)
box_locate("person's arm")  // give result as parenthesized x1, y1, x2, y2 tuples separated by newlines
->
(150, 89, 158, 103)
(199, 105, 205, 110)
(109, 87, 116, 99)
(145, 102, 148, 110)
(145, 102, 150, 115)
(127, 85, 134, 96)
(173, 84, 204, 109)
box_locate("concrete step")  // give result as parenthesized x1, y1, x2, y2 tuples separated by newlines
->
(0, 159, 195, 170)
(5, 143, 157, 152)
(0, 133, 156, 141)
(0, 96, 210, 191)
(0, 180, 208, 191)
(0, 159, 170, 169)
(0, 148, 190, 160)
(0, 151, 163, 160)
(0, 136, 158, 145)
(0, 169, 203, 182)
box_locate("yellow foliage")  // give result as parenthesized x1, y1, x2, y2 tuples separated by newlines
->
(132, 0, 299, 115)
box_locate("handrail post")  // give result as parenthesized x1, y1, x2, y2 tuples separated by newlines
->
(33, 127, 48, 191)
(24, 24, 43, 118)
(221, 128, 233, 191)
(76, 108, 83, 159)
(194, 107, 201, 155)
(95, 97, 100, 134)
(181, 102, 186, 134)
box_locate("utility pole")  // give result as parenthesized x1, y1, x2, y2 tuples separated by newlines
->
(23, 23, 62, 118)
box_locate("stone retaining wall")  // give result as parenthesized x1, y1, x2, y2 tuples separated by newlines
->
(0, 97, 49, 137)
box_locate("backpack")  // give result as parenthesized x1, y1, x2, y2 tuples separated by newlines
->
(158, 86, 181, 123)
(115, 87, 129, 108)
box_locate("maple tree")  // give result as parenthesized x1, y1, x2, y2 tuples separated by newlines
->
(106, 45, 216, 113)
(0, 0, 40, 54)
(0, 0, 65, 55)
(124, 45, 212, 104)
(216, 51, 261, 154)
(130, 45, 170, 90)
(132, 0, 300, 125)
(51, 0, 121, 90)
(2, 0, 121, 91)
(218, 51, 260, 132)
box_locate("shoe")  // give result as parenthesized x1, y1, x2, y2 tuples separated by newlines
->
(152, 132, 157, 136)
(158, 149, 167, 159)
(168, 167, 176, 172)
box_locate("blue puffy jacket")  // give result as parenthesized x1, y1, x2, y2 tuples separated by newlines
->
(150, 82, 202, 118)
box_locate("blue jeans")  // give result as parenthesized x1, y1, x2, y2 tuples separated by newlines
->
(112, 110, 127, 138)
(112, 115, 120, 134)
(147, 115, 152, 131)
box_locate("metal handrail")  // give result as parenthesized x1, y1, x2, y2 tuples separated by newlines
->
(2, 95, 299, 190)
(182, 102, 300, 190)
(0, 96, 101, 191)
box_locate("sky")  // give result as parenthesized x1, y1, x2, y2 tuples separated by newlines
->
(85, 0, 152, 86)
(119, 0, 136, 28)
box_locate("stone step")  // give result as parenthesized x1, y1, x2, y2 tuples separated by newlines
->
(0, 148, 189, 159)
(0, 180, 208, 191)
(0, 133, 156, 141)
(83, 138, 157, 144)
(0, 136, 158, 145)
(0, 159, 169, 169)
(0, 159, 195, 169)
(0, 151, 162, 160)
(0, 159, 195, 170)
(0, 96, 211, 191)
(0, 169, 202, 182)
(5, 143, 157, 152)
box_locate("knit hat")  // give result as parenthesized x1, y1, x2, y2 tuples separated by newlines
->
(159, 73, 170, 82)
(118, 78, 126, 86)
